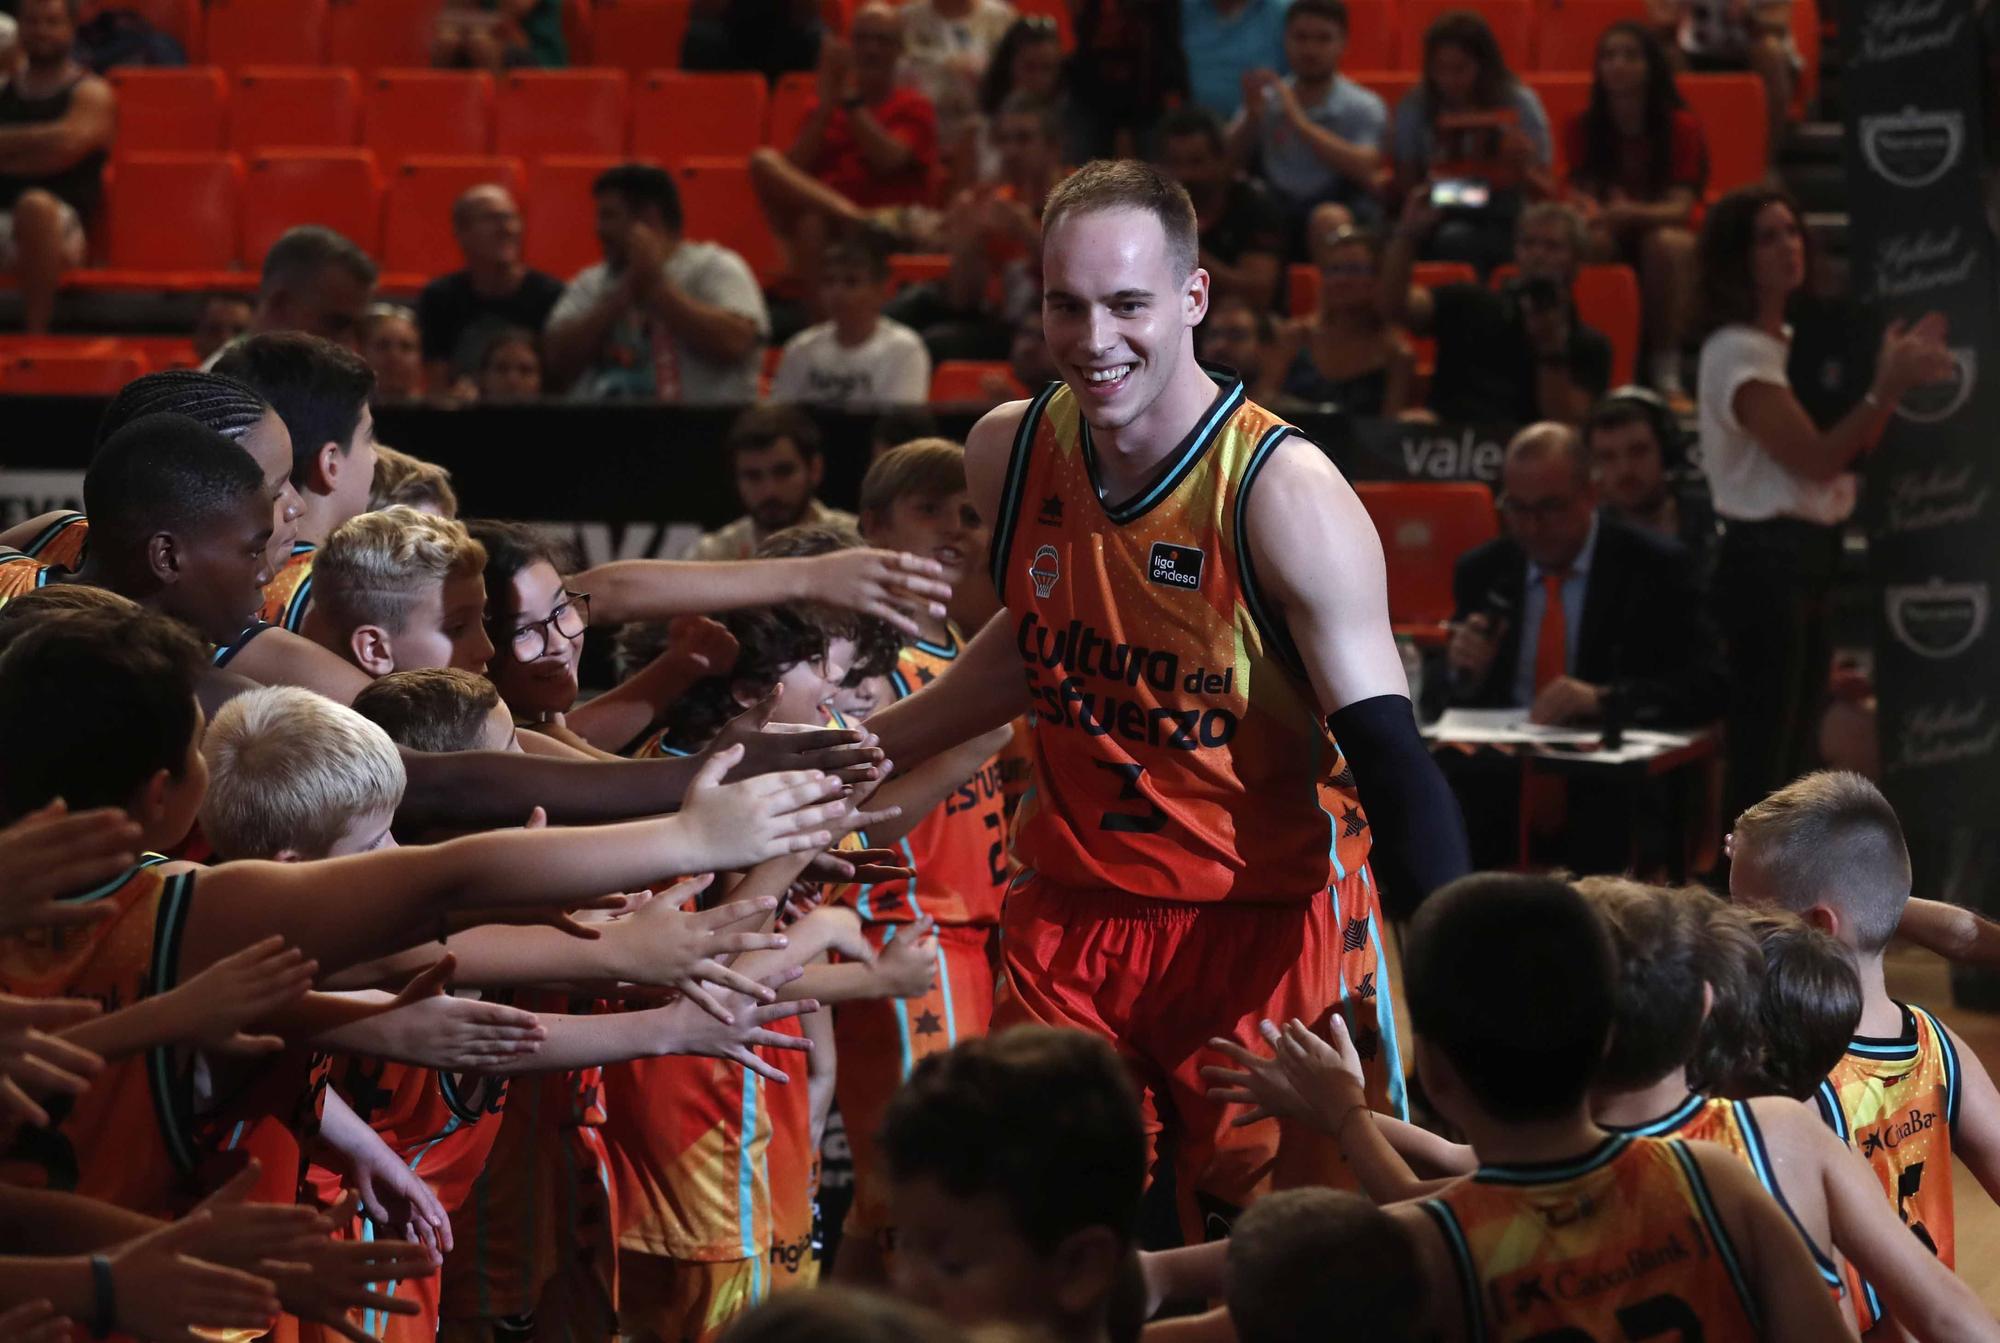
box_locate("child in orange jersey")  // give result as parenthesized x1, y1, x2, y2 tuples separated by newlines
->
(1732, 770, 2000, 1334)
(1382, 875, 1845, 1342)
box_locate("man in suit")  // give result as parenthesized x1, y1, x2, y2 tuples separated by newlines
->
(1434, 422, 1725, 870)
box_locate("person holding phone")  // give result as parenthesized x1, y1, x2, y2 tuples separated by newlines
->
(1388, 10, 1554, 275)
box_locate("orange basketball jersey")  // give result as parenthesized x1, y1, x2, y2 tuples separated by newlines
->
(0, 858, 202, 1214)
(438, 1064, 563, 1325)
(1420, 1134, 1762, 1342)
(260, 542, 317, 632)
(1815, 1002, 1961, 1329)
(988, 374, 1370, 903)
(0, 548, 57, 604)
(1608, 1093, 1842, 1294)
(830, 626, 1011, 928)
(17, 511, 89, 570)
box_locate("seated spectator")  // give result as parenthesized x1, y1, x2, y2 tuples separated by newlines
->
(887, 92, 1062, 363)
(976, 17, 1078, 168)
(416, 184, 564, 392)
(1390, 10, 1553, 274)
(1227, 0, 1386, 245)
(748, 6, 939, 302)
(1157, 106, 1285, 311)
(0, 0, 112, 334)
(1565, 22, 1705, 405)
(1582, 386, 1716, 576)
(1005, 307, 1059, 388)
(900, 0, 1019, 191)
(682, 0, 823, 81)
(368, 444, 459, 517)
(191, 291, 254, 365)
(1381, 197, 1610, 425)
(1180, 0, 1286, 121)
(770, 233, 931, 409)
(1436, 423, 1724, 871)
(1651, 0, 1795, 166)
(543, 163, 768, 403)
(1068, 0, 1188, 160)
(1259, 216, 1412, 416)
(219, 225, 378, 356)
(1197, 293, 1276, 389)
(687, 407, 860, 561)
(473, 325, 542, 403)
(432, 0, 567, 70)
(361, 303, 425, 402)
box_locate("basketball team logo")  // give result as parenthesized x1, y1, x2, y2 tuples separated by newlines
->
(1860, 107, 1965, 189)
(1886, 577, 1988, 659)
(1897, 346, 1977, 424)
(1029, 545, 1061, 598)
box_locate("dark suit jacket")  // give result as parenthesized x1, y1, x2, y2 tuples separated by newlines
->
(1433, 517, 1727, 728)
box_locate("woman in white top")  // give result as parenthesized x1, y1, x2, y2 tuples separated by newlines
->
(1693, 186, 1952, 819)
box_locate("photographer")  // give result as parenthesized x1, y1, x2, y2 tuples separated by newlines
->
(1381, 197, 1610, 425)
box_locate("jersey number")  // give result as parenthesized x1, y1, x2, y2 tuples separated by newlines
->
(1523, 1293, 1704, 1343)
(1095, 762, 1168, 834)
(981, 813, 1009, 887)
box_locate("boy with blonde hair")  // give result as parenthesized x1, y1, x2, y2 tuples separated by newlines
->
(1732, 770, 2000, 1332)
(303, 506, 495, 678)
(368, 446, 459, 518)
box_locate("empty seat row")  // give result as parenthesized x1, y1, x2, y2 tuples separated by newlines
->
(113, 67, 769, 164)
(89, 150, 781, 290)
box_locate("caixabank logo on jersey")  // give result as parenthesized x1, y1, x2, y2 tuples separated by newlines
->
(1885, 577, 1989, 659)
(1859, 107, 1965, 188)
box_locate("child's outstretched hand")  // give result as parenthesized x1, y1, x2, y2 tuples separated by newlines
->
(0, 993, 102, 1134)
(0, 1299, 71, 1343)
(0, 800, 141, 935)
(675, 745, 849, 871)
(802, 548, 954, 638)
(606, 876, 796, 1022)
(1271, 1015, 1369, 1133)
(265, 1191, 436, 1343)
(876, 918, 939, 999)
(159, 937, 319, 1056)
(663, 975, 819, 1083)
(1201, 1025, 1314, 1128)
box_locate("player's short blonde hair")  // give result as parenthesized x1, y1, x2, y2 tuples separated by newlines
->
(368, 445, 459, 518)
(316, 505, 486, 637)
(200, 685, 406, 859)
(1043, 160, 1199, 282)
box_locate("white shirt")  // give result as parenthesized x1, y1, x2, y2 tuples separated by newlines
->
(768, 319, 931, 408)
(549, 240, 768, 404)
(900, 0, 1018, 112)
(1696, 322, 1856, 526)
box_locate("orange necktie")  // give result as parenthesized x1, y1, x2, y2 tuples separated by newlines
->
(1534, 570, 1570, 691)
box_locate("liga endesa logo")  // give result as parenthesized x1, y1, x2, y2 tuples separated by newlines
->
(1885, 577, 1989, 660)
(1860, 107, 1965, 189)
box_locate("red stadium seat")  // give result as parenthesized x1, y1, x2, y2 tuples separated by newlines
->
(328, 0, 450, 75)
(495, 70, 630, 159)
(230, 68, 362, 153)
(363, 71, 494, 167)
(1396, 0, 1532, 73)
(1792, 0, 1819, 114)
(108, 67, 226, 155)
(768, 72, 817, 148)
(1535, 0, 1649, 70)
(1339, 0, 1399, 70)
(1348, 70, 1419, 122)
(1491, 261, 1640, 385)
(0, 349, 150, 395)
(1011, 0, 1074, 51)
(562, 0, 595, 61)
(204, 0, 327, 68)
(889, 253, 951, 288)
(590, 0, 693, 77)
(1286, 259, 1476, 317)
(382, 155, 526, 279)
(1682, 74, 1766, 195)
(524, 155, 630, 280)
(1352, 482, 1499, 644)
(633, 72, 767, 161)
(671, 156, 782, 284)
(241, 149, 383, 272)
(930, 361, 1025, 404)
(86, 0, 203, 57)
(1526, 72, 1591, 177)
(104, 152, 243, 274)
(125, 335, 202, 371)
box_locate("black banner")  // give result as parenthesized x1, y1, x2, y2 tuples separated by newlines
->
(1842, 0, 2000, 1005)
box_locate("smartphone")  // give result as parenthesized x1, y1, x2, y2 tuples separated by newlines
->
(1429, 177, 1491, 210)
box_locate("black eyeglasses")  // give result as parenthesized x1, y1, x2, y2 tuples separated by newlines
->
(507, 590, 590, 661)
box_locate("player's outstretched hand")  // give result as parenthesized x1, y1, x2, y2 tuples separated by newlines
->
(0, 801, 142, 936)
(0, 1299, 71, 1343)
(876, 917, 939, 998)
(1200, 1027, 1311, 1129)
(265, 1192, 435, 1343)
(157, 937, 318, 1056)
(804, 549, 953, 639)
(609, 876, 793, 1023)
(675, 745, 849, 871)
(0, 994, 103, 1133)
(664, 987, 818, 1083)
(708, 690, 884, 784)
(102, 1211, 282, 1343)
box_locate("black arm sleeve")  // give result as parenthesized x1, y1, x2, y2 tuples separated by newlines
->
(1328, 693, 1470, 921)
